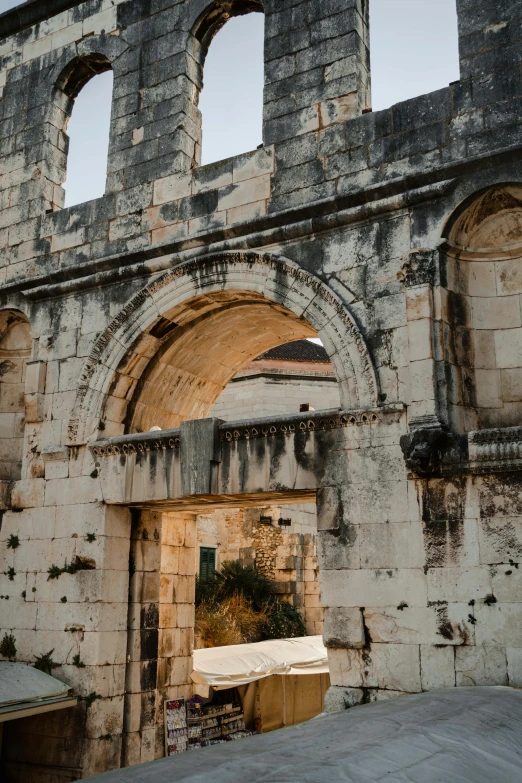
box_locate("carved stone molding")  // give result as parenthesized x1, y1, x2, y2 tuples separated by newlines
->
(398, 249, 437, 288)
(220, 409, 382, 442)
(90, 406, 402, 459)
(402, 424, 522, 476)
(469, 426, 522, 465)
(91, 432, 181, 458)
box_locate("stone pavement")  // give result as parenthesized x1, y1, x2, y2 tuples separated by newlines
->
(89, 688, 522, 783)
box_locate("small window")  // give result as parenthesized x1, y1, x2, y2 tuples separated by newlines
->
(370, 0, 459, 110)
(199, 547, 217, 581)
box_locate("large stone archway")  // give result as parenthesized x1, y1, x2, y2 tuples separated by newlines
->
(67, 251, 379, 445)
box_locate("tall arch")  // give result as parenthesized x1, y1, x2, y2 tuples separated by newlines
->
(67, 252, 378, 444)
(188, 0, 264, 165)
(50, 53, 113, 210)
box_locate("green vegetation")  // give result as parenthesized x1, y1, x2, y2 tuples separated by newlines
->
(195, 561, 305, 648)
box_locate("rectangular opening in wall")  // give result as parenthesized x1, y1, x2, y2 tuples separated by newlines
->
(370, 0, 459, 111)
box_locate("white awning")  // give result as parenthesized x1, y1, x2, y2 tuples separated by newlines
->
(191, 635, 328, 689)
(0, 662, 77, 722)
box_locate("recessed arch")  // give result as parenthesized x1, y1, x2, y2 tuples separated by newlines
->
(55, 53, 112, 100)
(444, 183, 522, 258)
(440, 183, 522, 431)
(192, 0, 264, 58)
(0, 310, 32, 480)
(67, 252, 378, 444)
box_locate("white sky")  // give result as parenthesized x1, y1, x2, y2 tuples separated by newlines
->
(0, 0, 460, 206)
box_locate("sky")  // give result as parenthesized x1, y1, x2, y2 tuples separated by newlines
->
(0, 0, 460, 207)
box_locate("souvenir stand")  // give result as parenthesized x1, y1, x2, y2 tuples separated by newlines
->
(164, 636, 329, 756)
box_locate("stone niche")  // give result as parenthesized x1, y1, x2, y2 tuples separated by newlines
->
(442, 186, 522, 431)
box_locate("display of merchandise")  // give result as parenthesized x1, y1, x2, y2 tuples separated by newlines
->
(166, 696, 260, 757)
(164, 698, 188, 755)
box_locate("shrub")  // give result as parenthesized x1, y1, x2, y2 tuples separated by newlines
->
(195, 560, 306, 647)
(196, 561, 273, 611)
(262, 600, 307, 640)
(196, 594, 267, 648)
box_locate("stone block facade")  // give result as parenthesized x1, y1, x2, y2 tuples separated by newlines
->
(0, 0, 522, 780)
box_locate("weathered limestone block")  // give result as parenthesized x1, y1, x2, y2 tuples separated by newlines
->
(365, 606, 473, 647)
(420, 645, 456, 690)
(329, 644, 422, 692)
(455, 645, 508, 687)
(10, 477, 45, 509)
(324, 686, 365, 714)
(323, 607, 365, 649)
(321, 568, 428, 608)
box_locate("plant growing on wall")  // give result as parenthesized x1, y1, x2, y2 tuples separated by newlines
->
(34, 649, 55, 674)
(0, 632, 16, 659)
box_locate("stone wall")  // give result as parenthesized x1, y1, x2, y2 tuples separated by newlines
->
(211, 370, 340, 421)
(0, 0, 522, 779)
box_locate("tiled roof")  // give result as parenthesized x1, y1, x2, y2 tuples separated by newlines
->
(255, 340, 330, 363)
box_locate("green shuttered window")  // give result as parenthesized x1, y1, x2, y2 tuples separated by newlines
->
(199, 547, 216, 581)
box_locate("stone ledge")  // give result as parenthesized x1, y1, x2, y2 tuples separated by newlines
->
(401, 424, 522, 476)
(0, 0, 83, 39)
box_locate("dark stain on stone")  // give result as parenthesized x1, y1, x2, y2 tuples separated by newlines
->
(141, 659, 158, 692)
(478, 473, 522, 518)
(140, 629, 159, 661)
(140, 691, 156, 730)
(422, 478, 466, 523)
(0, 360, 17, 376)
(447, 290, 469, 329)
(482, 517, 522, 560)
(141, 603, 159, 630)
(424, 517, 464, 567)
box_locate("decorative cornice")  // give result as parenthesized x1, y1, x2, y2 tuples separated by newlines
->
(90, 406, 402, 458)
(469, 426, 522, 465)
(220, 408, 382, 442)
(91, 431, 181, 458)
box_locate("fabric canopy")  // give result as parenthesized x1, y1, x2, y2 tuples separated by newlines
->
(0, 662, 76, 722)
(191, 635, 328, 689)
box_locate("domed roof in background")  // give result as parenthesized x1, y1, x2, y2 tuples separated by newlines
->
(255, 340, 329, 363)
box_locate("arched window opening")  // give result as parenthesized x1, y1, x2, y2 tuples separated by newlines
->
(199, 12, 264, 165)
(370, 0, 459, 111)
(0, 311, 32, 481)
(59, 58, 113, 208)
